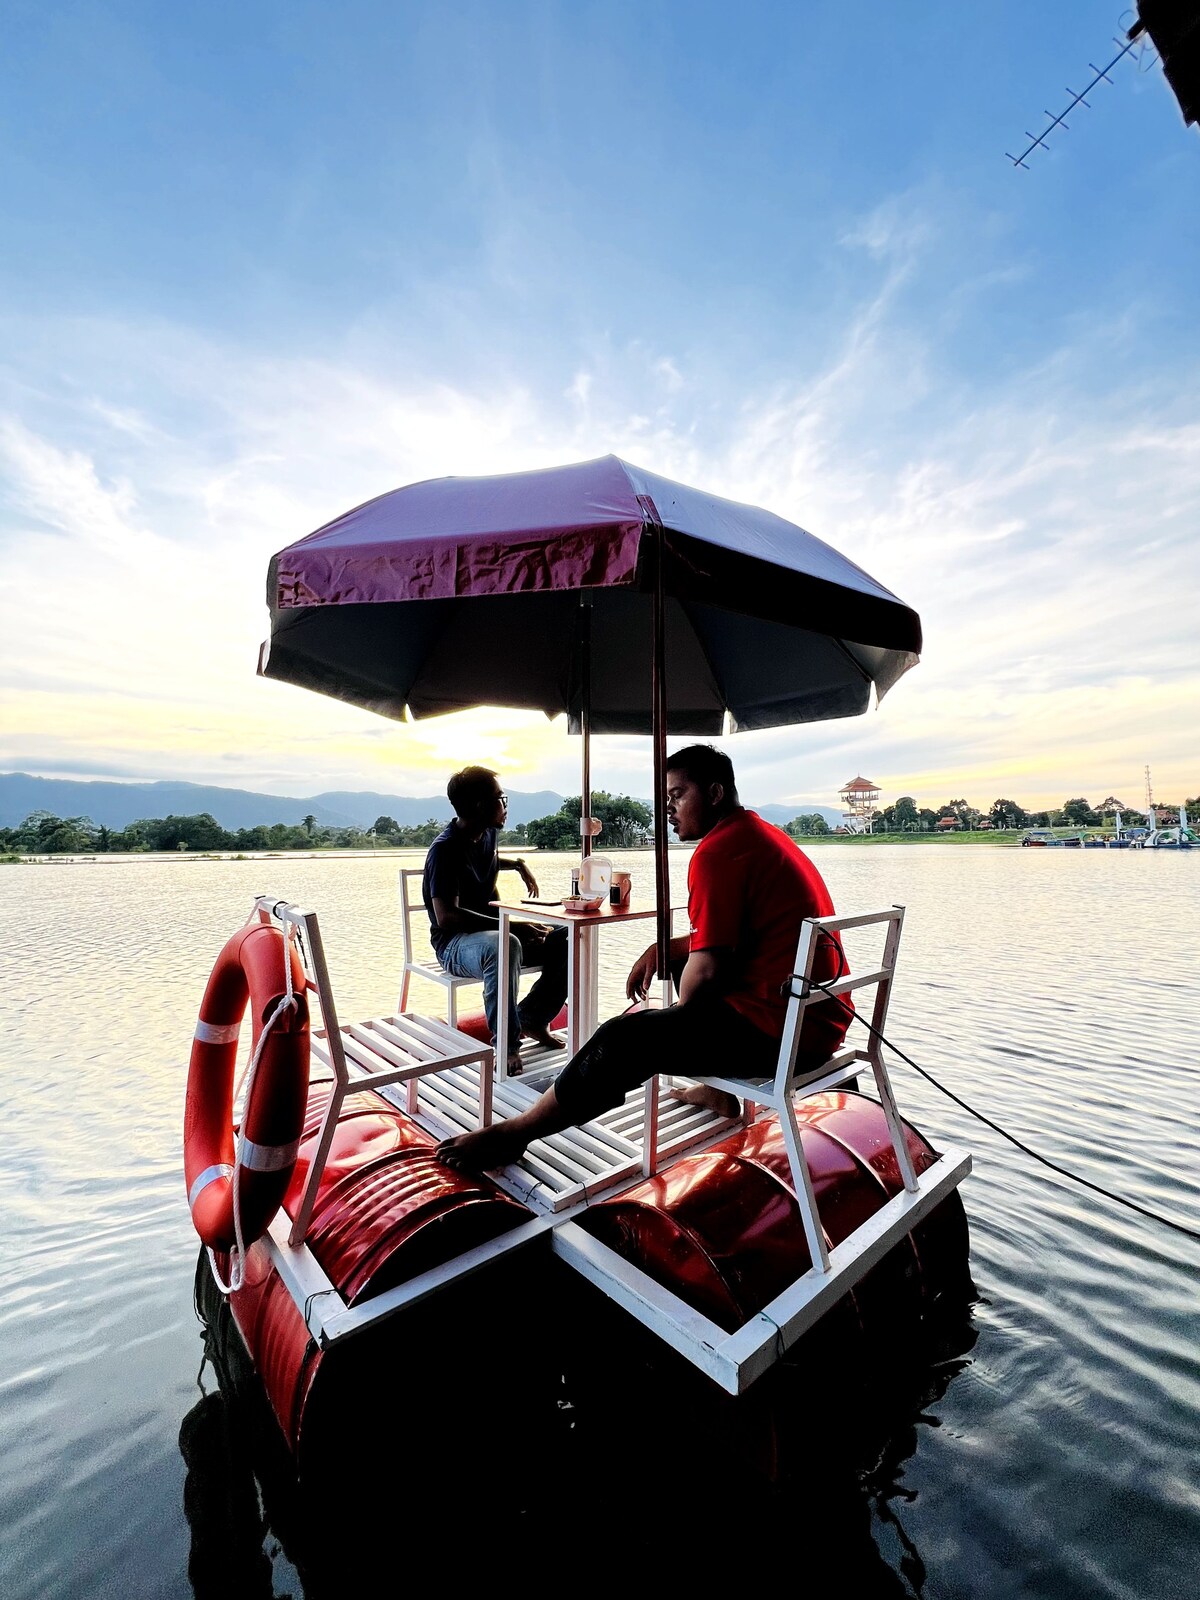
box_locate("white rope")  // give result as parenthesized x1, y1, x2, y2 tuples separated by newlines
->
(207, 919, 299, 1296)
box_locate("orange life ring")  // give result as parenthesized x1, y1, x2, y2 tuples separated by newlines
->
(184, 921, 310, 1253)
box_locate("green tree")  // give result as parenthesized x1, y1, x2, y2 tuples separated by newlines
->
(13, 811, 94, 854)
(939, 798, 973, 827)
(526, 811, 578, 850)
(372, 815, 399, 836)
(525, 793, 652, 850)
(395, 818, 442, 847)
(303, 813, 317, 836)
(128, 812, 230, 851)
(592, 793, 653, 845)
(1060, 797, 1094, 826)
(990, 799, 1027, 829)
(883, 795, 919, 832)
(787, 813, 830, 836)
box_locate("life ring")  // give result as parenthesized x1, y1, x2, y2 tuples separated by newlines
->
(184, 921, 310, 1253)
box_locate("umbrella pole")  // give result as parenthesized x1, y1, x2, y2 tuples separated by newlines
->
(580, 594, 592, 860)
(652, 532, 670, 984)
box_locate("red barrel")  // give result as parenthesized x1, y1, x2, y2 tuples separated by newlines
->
(214, 1084, 967, 1468)
(220, 1083, 530, 1457)
(581, 1090, 968, 1340)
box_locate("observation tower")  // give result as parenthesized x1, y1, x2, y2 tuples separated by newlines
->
(839, 775, 880, 834)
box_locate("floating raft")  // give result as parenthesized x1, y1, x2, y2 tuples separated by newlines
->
(195, 898, 971, 1463)
(218, 1074, 967, 1463)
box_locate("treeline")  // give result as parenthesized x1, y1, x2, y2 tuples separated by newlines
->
(1, 797, 652, 856)
(787, 793, 1200, 837)
(0, 809, 462, 856)
(10, 789, 1194, 857)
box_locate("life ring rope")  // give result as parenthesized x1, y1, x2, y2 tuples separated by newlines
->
(205, 921, 301, 1296)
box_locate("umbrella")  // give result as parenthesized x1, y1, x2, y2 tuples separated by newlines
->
(259, 453, 921, 970)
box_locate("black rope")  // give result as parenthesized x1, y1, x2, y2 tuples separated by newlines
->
(789, 930, 1200, 1246)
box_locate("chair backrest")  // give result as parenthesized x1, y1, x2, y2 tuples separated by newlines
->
(772, 906, 905, 1096)
(398, 868, 427, 967)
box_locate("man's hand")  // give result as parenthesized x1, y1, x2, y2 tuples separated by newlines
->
(625, 943, 659, 1002)
(517, 859, 539, 897)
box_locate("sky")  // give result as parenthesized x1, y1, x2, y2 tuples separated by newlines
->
(1, 1, 1197, 815)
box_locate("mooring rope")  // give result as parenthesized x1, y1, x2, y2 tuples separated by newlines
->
(791, 930, 1200, 1246)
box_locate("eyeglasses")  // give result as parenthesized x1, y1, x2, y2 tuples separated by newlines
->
(494, 792, 508, 804)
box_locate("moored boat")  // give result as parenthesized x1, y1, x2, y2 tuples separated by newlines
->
(1022, 828, 1085, 847)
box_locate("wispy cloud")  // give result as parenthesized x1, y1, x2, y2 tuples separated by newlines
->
(1, 275, 1196, 808)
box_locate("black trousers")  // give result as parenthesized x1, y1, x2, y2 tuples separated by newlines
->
(513, 922, 569, 1034)
(552, 990, 780, 1126)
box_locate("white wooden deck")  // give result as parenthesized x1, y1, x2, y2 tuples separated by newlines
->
(311, 1013, 740, 1213)
(254, 896, 971, 1397)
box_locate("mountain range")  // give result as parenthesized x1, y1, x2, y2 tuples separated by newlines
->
(0, 773, 843, 832)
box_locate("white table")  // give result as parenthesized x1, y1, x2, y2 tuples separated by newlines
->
(492, 897, 685, 1077)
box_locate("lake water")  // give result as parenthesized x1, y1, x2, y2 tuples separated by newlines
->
(1, 845, 1198, 1597)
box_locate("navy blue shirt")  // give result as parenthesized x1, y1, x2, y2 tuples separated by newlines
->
(423, 823, 499, 955)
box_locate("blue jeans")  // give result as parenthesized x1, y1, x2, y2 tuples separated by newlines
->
(436, 925, 568, 1045)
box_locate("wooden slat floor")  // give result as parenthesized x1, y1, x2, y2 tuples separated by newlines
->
(310, 1012, 742, 1215)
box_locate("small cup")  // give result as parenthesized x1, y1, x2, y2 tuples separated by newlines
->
(610, 871, 631, 906)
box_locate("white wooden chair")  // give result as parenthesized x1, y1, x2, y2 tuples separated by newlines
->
(686, 906, 920, 1273)
(249, 896, 496, 1249)
(397, 867, 481, 1024)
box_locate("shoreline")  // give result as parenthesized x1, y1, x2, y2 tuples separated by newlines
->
(3, 831, 1085, 865)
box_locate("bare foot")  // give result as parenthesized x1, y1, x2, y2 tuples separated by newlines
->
(522, 1025, 565, 1051)
(667, 1084, 741, 1120)
(436, 1120, 529, 1172)
(506, 1051, 524, 1076)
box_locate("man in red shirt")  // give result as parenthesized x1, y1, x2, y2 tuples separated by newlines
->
(437, 745, 850, 1172)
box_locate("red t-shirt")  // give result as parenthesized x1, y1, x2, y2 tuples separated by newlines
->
(687, 808, 852, 1054)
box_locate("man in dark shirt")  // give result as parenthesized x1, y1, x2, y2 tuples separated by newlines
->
(437, 745, 851, 1171)
(424, 766, 568, 1071)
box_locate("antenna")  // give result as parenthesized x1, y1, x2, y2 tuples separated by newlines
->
(1005, 26, 1145, 167)
(1145, 763, 1154, 822)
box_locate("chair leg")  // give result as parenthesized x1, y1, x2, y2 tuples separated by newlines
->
(779, 1099, 831, 1273)
(399, 970, 411, 1013)
(447, 985, 457, 1027)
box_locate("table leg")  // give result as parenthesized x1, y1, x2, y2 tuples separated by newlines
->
(567, 922, 584, 1059)
(496, 909, 511, 1081)
(581, 924, 600, 1042)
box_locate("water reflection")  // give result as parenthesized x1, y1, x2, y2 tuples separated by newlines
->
(183, 1245, 978, 1595)
(6, 848, 1199, 1598)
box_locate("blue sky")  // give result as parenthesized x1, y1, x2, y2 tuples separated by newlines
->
(1, 1, 1197, 813)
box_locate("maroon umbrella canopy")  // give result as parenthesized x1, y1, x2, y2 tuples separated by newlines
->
(259, 454, 920, 736)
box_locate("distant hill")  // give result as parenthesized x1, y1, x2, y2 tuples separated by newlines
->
(308, 788, 564, 829)
(0, 772, 844, 834)
(0, 774, 555, 831)
(753, 803, 844, 829)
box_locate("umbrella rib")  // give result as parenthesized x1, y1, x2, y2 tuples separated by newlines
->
(676, 596, 731, 728)
(681, 601, 874, 728)
(829, 635, 874, 686)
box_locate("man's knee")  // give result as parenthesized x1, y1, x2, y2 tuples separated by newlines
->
(479, 931, 520, 970)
